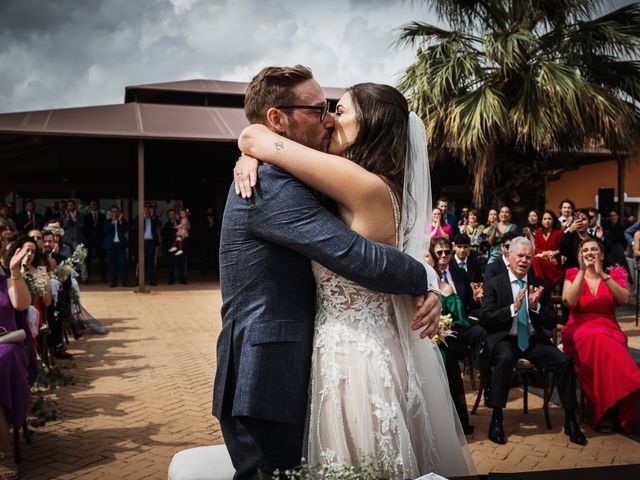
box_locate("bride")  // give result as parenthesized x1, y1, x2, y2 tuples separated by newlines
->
(235, 83, 475, 478)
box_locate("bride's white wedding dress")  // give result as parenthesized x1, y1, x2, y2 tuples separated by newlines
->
(306, 187, 476, 479)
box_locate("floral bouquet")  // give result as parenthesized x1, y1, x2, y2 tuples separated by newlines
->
(70, 243, 87, 265)
(431, 313, 457, 346)
(54, 244, 88, 283)
(24, 268, 54, 298)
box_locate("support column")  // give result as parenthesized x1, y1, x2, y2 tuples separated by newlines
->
(137, 140, 147, 292)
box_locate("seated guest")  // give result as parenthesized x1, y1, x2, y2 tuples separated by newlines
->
(480, 236, 586, 445)
(562, 238, 640, 433)
(0, 243, 33, 479)
(452, 233, 482, 282)
(431, 207, 452, 240)
(483, 231, 520, 282)
(531, 210, 564, 291)
(426, 244, 476, 434)
(486, 206, 517, 264)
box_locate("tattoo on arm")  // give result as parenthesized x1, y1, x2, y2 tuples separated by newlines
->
(274, 141, 285, 151)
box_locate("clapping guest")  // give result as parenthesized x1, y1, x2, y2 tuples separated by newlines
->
(531, 210, 565, 291)
(431, 207, 452, 240)
(481, 236, 585, 445)
(459, 209, 484, 252)
(562, 238, 640, 433)
(486, 206, 517, 264)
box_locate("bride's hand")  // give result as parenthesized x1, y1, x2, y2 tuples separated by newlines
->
(412, 292, 441, 339)
(234, 153, 260, 198)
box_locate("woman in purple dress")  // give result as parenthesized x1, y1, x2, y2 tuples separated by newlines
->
(0, 245, 32, 479)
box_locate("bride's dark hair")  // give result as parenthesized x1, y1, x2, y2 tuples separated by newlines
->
(342, 83, 408, 195)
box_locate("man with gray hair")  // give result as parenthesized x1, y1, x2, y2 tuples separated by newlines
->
(480, 236, 585, 446)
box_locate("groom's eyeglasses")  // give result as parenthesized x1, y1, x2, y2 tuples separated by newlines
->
(276, 102, 330, 122)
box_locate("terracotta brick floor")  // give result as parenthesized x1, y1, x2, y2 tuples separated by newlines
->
(14, 280, 640, 479)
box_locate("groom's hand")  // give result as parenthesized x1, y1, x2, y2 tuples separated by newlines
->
(412, 292, 441, 339)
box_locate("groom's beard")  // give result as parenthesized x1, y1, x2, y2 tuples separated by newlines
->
(285, 123, 332, 153)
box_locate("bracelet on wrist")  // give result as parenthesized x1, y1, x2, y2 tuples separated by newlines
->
(602, 275, 611, 282)
(10, 273, 23, 280)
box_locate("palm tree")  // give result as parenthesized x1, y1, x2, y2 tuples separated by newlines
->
(397, 0, 640, 207)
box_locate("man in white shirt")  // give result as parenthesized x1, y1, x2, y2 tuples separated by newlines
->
(480, 237, 585, 446)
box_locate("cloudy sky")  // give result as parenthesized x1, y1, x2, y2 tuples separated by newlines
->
(0, 1, 633, 114)
(0, 0, 441, 113)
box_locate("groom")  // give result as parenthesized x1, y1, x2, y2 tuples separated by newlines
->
(213, 65, 441, 479)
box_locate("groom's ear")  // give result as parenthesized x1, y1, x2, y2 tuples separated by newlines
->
(265, 107, 288, 135)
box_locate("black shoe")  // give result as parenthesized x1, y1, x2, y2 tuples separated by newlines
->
(463, 424, 475, 435)
(110, 283, 117, 288)
(565, 418, 587, 445)
(150, 281, 158, 286)
(54, 348, 73, 360)
(168, 279, 175, 285)
(488, 416, 506, 444)
(179, 279, 188, 284)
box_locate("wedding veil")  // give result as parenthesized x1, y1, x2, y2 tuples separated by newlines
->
(391, 112, 476, 476)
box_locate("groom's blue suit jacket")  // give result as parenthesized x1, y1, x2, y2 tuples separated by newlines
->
(213, 165, 430, 425)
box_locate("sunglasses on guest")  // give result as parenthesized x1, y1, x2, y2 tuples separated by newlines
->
(435, 250, 451, 257)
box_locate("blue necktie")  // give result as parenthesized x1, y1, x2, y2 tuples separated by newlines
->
(442, 270, 450, 284)
(516, 279, 529, 352)
(459, 260, 466, 271)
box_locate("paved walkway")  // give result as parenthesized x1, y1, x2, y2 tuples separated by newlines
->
(15, 281, 640, 479)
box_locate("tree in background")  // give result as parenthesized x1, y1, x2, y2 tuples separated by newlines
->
(397, 0, 640, 207)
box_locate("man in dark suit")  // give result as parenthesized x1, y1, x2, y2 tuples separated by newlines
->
(480, 236, 585, 445)
(452, 233, 482, 282)
(213, 65, 441, 479)
(103, 205, 128, 287)
(17, 199, 43, 233)
(432, 237, 487, 434)
(133, 202, 162, 286)
(483, 230, 520, 281)
(84, 200, 106, 283)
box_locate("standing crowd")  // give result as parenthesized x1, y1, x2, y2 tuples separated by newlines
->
(427, 196, 640, 444)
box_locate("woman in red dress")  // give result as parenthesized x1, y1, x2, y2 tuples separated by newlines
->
(562, 238, 640, 432)
(532, 210, 564, 290)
